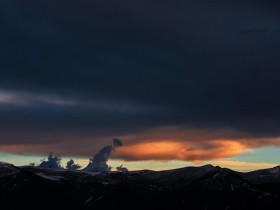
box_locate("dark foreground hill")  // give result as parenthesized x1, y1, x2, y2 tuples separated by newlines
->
(1, 162, 280, 210)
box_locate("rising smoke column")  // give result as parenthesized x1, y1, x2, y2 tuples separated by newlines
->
(83, 138, 123, 172)
(113, 138, 123, 148)
(66, 159, 81, 170)
(39, 153, 63, 169)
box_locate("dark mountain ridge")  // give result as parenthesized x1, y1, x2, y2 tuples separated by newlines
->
(0, 162, 280, 210)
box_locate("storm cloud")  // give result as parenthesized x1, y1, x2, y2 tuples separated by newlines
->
(1, 0, 280, 161)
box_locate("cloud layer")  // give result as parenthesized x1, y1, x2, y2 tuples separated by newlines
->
(0, 0, 280, 161)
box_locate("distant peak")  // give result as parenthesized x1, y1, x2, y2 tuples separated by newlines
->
(0, 162, 17, 171)
(0, 161, 14, 167)
(267, 165, 280, 174)
(202, 164, 215, 168)
(200, 164, 217, 171)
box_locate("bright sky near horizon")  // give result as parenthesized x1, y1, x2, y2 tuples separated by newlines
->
(1, 146, 279, 172)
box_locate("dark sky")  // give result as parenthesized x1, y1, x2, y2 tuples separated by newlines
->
(1, 0, 280, 160)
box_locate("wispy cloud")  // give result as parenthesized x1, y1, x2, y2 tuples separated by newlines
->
(0, 90, 79, 107)
(0, 89, 157, 114)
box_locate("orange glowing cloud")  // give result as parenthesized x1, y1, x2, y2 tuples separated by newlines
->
(113, 140, 248, 161)
(1, 126, 280, 163)
(110, 126, 280, 162)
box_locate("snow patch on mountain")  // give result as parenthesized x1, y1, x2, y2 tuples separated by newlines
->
(36, 172, 63, 181)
